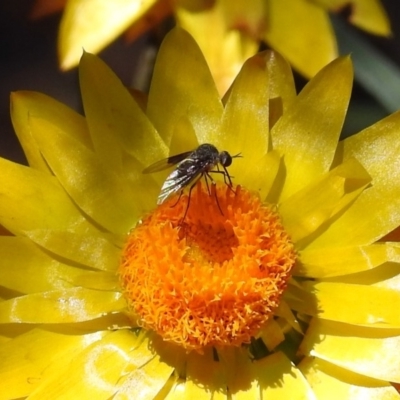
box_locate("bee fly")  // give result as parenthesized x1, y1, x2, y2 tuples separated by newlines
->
(143, 143, 241, 219)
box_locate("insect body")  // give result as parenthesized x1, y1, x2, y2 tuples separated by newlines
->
(143, 143, 240, 211)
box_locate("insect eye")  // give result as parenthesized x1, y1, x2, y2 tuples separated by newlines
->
(220, 151, 232, 167)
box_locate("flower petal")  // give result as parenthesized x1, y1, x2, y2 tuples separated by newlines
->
(168, 115, 200, 157)
(297, 243, 400, 278)
(147, 28, 223, 147)
(10, 91, 90, 171)
(79, 52, 168, 171)
(0, 288, 125, 323)
(25, 230, 121, 271)
(0, 236, 82, 294)
(176, 1, 259, 95)
(250, 150, 281, 202)
(0, 328, 106, 399)
(255, 352, 315, 399)
(348, 0, 391, 35)
(219, 348, 262, 397)
(271, 56, 353, 202)
(312, 110, 400, 247)
(220, 52, 270, 157)
(266, 50, 297, 128)
(0, 158, 94, 236)
(176, 350, 228, 398)
(264, 0, 337, 78)
(114, 334, 175, 399)
(315, 0, 391, 36)
(29, 117, 142, 234)
(28, 330, 140, 399)
(59, 0, 157, 69)
(299, 356, 398, 400)
(71, 271, 119, 290)
(279, 158, 370, 245)
(303, 281, 400, 327)
(259, 319, 285, 350)
(300, 319, 400, 383)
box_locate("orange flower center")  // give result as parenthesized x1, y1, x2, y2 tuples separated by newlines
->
(119, 183, 296, 351)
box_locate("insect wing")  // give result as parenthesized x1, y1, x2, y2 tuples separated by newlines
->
(157, 159, 202, 204)
(142, 151, 193, 174)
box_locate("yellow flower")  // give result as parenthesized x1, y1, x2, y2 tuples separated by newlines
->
(32, 0, 391, 93)
(2, 27, 400, 398)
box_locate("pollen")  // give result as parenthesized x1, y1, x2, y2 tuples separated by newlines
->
(119, 183, 296, 351)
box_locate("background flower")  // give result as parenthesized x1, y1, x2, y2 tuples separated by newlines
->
(31, 0, 390, 92)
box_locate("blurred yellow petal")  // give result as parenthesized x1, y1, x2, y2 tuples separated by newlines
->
(299, 357, 398, 399)
(301, 319, 400, 383)
(217, 0, 265, 38)
(264, 0, 337, 78)
(347, 0, 391, 35)
(312, 111, 400, 248)
(315, 0, 391, 36)
(59, 0, 157, 69)
(177, 0, 259, 95)
(271, 56, 353, 201)
(0, 288, 125, 323)
(124, 0, 173, 43)
(147, 28, 223, 147)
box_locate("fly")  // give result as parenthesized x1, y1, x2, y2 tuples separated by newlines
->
(143, 143, 241, 219)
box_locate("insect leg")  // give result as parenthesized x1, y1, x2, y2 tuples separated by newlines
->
(208, 168, 235, 193)
(170, 190, 184, 208)
(205, 171, 224, 216)
(180, 174, 204, 222)
(203, 170, 214, 196)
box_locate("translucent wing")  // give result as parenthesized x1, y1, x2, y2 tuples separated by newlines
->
(142, 151, 193, 174)
(157, 159, 202, 204)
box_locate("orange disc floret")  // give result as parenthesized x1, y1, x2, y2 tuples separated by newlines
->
(119, 183, 296, 351)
